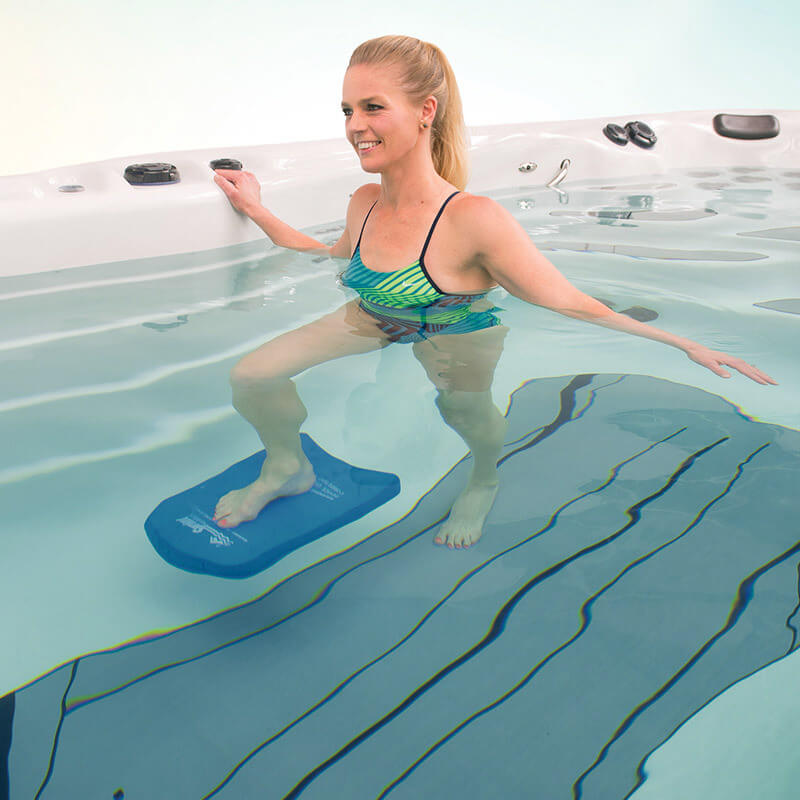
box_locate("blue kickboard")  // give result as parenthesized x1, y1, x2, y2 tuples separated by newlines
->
(145, 434, 401, 579)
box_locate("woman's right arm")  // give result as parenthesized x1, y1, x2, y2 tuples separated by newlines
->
(247, 204, 336, 256)
(213, 168, 368, 260)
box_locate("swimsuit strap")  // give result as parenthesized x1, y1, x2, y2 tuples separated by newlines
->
(419, 190, 460, 263)
(353, 190, 461, 258)
(354, 199, 379, 252)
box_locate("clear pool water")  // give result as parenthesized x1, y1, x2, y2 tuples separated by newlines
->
(2, 166, 799, 798)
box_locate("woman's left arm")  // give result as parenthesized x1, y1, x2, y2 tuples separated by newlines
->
(465, 196, 778, 386)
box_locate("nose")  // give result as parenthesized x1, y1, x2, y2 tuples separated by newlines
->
(347, 109, 367, 134)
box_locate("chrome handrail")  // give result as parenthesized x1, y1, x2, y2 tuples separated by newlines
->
(546, 158, 571, 188)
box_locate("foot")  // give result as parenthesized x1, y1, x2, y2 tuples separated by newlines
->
(213, 457, 316, 528)
(434, 480, 499, 549)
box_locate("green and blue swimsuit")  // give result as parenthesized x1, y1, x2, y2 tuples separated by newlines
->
(340, 190, 502, 343)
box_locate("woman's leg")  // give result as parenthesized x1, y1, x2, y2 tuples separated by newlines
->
(214, 300, 391, 527)
(411, 325, 510, 548)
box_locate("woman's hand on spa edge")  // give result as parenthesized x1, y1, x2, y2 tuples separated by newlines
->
(683, 343, 778, 385)
(213, 169, 262, 216)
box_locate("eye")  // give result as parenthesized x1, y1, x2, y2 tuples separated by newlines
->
(341, 104, 382, 117)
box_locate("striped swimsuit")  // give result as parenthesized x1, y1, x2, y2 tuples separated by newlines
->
(340, 190, 502, 343)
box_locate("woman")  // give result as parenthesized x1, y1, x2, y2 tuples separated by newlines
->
(211, 35, 776, 549)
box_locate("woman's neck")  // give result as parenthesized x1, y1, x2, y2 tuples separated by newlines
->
(375, 148, 452, 213)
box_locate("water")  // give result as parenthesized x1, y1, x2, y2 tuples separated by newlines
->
(2, 166, 798, 797)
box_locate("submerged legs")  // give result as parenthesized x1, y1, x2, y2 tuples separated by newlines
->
(432, 388, 507, 548)
(213, 301, 389, 528)
(412, 325, 510, 549)
(214, 376, 316, 527)
(212, 295, 511, 547)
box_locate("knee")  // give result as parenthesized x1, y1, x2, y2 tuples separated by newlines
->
(435, 390, 506, 434)
(229, 353, 284, 391)
(229, 358, 257, 390)
(434, 390, 486, 426)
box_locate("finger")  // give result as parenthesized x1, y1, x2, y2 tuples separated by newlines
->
(738, 367, 765, 383)
(715, 357, 751, 381)
(213, 169, 238, 184)
(746, 365, 778, 385)
(695, 350, 778, 385)
(708, 360, 731, 378)
(727, 360, 776, 385)
(744, 367, 778, 385)
(741, 367, 778, 386)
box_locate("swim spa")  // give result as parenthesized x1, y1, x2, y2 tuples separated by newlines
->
(2, 109, 799, 798)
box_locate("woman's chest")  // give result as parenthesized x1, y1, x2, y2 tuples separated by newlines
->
(355, 215, 486, 293)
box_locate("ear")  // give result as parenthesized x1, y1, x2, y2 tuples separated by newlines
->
(421, 95, 438, 125)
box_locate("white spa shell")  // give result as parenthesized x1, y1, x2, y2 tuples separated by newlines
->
(1, 109, 798, 278)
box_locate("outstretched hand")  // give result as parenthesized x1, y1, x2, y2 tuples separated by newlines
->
(212, 169, 262, 215)
(684, 345, 778, 385)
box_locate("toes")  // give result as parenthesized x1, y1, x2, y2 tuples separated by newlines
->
(434, 526, 480, 549)
(214, 496, 233, 516)
(217, 512, 242, 529)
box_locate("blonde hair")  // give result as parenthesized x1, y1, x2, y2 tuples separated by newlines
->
(348, 35, 470, 190)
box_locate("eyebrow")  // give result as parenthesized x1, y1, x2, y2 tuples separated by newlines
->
(340, 96, 385, 108)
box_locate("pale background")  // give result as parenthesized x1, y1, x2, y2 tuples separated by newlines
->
(2, 0, 798, 176)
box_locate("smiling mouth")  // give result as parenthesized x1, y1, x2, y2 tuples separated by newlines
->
(357, 141, 381, 154)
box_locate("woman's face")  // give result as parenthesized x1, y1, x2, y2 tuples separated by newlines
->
(341, 63, 431, 172)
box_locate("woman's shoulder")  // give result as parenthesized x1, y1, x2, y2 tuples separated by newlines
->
(449, 192, 519, 253)
(452, 190, 501, 214)
(351, 182, 381, 207)
(345, 183, 381, 225)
